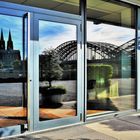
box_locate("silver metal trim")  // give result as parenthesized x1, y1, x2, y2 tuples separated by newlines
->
(0, 125, 21, 138)
(137, 8, 140, 110)
(27, 13, 34, 131)
(2, 122, 84, 139)
(86, 109, 137, 122)
(80, 0, 87, 122)
(32, 13, 82, 131)
(0, 6, 25, 16)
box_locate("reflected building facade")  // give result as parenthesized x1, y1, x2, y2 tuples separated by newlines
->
(0, 30, 21, 70)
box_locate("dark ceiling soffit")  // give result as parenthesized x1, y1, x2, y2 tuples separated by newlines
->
(87, 17, 135, 29)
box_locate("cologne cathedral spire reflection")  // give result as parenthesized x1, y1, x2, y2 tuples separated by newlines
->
(0, 29, 21, 71)
(7, 30, 14, 50)
(0, 29, 5, 50)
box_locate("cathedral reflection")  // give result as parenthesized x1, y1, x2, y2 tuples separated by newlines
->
(0, 25, 27, 127)
(0, 29, 23, 80)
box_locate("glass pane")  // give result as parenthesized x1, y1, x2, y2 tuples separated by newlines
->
(39, 21, 77, 121)
(87, 1, 136, 116)
(0, 14, 27, 127)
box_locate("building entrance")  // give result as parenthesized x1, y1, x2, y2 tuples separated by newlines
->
(0, 5, 83, 136)
(32, 13, 83, 130)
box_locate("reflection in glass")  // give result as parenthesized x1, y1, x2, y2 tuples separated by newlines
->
(87, 22, 136, 116)
(87, 1, 136, 116)
(0, 15, 27, 127)
(87, 0, 135, 28)
(39, 21, 77, 120)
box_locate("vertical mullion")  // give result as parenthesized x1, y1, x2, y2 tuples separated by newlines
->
(136, 8, 140, 110)
(80, 0, 87, 122)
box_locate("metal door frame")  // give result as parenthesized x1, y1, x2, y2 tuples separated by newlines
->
(32, 12, 83, 131)
(0, 1, 84, 132)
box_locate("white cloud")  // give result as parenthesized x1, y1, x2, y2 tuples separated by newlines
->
(87, 21, 135, 46)
(38, 21, 135, 54)
(39, 24, 76, 54)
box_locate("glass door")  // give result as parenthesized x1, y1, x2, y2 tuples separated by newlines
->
(0, 8, 29, 137)
(33, 13, 82, 130)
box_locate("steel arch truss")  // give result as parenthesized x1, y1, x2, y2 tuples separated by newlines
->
(55, 39, 135, 61)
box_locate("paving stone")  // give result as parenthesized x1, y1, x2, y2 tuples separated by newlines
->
(117, 113, 140, 125)
(6, 113, 140, 140)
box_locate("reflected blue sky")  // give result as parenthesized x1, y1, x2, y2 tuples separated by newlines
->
(39, 20, 135, 52)
(87, 21, 135, 46)
(39, 21, 66, 38)
(39, 20, 76, 53)
(0, 15, 135, 56)
(0, 15, 22, 53)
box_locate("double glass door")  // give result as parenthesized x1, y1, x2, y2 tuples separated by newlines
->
(32, 14, 82, 130)
(0, 7, 82, 135)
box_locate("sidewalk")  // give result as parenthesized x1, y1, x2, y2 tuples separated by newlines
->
(7, 112, 140, 140)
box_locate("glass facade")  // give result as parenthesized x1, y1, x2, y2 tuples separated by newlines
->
(87, 0, 136, 116)
(0, 14, 27, 127)
(0, 0, 139, 138)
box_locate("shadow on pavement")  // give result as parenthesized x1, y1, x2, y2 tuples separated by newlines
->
(101, 115, 140, 131)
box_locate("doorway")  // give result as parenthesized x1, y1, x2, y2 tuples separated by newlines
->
(32, 13, 83, 130)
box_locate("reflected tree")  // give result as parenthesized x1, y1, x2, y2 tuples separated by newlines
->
(42, 49, 63, 87)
